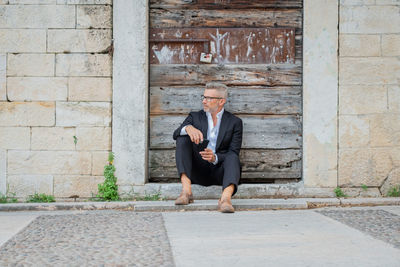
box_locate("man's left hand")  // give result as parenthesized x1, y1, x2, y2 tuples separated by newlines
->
(199, 148, 215, 163)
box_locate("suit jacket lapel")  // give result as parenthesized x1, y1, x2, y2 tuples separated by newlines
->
(216, 111, 229, 151)
(200, 111, 208, 139)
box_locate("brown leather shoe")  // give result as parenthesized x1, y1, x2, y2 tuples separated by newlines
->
(175, 192, 194, 205)
(218, 198, 235, 213)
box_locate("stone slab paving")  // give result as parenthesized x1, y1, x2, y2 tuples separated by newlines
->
(163, 209, 400, 267)
(0, 206, 400, 267)
(316, 208, 400, 249)
(0, 211, 174, 267)
(0, 213, 38, 248)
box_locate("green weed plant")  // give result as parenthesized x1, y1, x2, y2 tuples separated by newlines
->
(0, 185, 18, 204)
(97, 152, 120, 201)
(334, 186, 347, 197)
(134, 192, 165, 201)
(387, 186, 400, 197)
(26, 193, 55, 203)
(361, 184, 368, 191)
(0, 193, 18, 204)
(119, 185, 165, 201)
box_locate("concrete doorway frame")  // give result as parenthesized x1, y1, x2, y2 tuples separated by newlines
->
(112, 0, 339, 198)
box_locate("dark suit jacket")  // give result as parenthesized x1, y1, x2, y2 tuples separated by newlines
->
(173, 110, 243, 164)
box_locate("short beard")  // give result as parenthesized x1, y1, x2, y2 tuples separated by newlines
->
(203, 106, 218, 113)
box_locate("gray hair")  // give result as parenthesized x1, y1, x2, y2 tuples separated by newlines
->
(205, 82, 228, 99)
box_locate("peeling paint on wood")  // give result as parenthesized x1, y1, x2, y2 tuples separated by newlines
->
(150, 28, 295, 64)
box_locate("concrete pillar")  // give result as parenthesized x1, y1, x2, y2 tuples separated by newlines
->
(112, 0, 149, 187)
(303, 0, 339, 188)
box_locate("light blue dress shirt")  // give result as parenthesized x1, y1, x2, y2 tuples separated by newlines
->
(180, 108, 224, 165)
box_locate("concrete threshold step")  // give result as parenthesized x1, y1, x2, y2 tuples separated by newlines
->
(0, 197, 399, 212)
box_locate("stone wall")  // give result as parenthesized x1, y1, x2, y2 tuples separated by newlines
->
(0, 0, 113, 199)
(338, 0, 400, 196)
(1, 0, 399, 199)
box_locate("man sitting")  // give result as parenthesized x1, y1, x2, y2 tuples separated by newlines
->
(173, 82, 243, 213)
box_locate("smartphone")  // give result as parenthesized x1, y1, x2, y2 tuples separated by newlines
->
(197, 139, 209, 151)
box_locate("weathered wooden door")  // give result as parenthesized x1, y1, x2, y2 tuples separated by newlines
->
(149, 0, 302, 183)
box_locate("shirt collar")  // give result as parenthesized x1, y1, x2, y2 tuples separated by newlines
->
(206, 108, 224, 119)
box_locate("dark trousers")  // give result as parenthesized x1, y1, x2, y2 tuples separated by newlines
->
(175, 136, 241, 196)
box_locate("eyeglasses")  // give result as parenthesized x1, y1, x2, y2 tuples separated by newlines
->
(201, 95, 224, 102)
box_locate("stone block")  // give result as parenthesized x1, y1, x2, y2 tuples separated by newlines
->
(92, 151, 109, 176)
(340, 57, 400, 85)
(31, 127, 75, 150)
(389, 147, 400, 166)
(122, 183, 334, 199)
(0, 0, 8, 4)
(7, 77, 67, 101)
(340, 197, 400, 206)
(68, 77, 111, 101)
(388, 85, 400, 112)
(339, 34, 380, 56)
(300, 187, 337, 198)
(382, 34, 400, 56)
(48, 29, 112, 53)
(0, 54, 5, 100)
(8, 151, 91, 175)
(0, 102, 55, 126)
(0, 127, 30, 149)
(339, 115, 369, 148)
(340, 5, 400, 33)
(76, 127, 111, 150)
(0, 150, 5, 195)
(340, 0, 375, 5)
(54, 175, 104, 198)
(132, 199, 308, 212)
(341, 187, 382, 197)
(339, 85, 387, 114)
(339, 148, 393, 187)
(370, 114, 400, 147)
(302, 0, 338, 188)
(77, 5, 112, 29)
(305, 198, 340, 208)
(9, 0, 56, 3)
(358, 188, 382, 197)
(57, 0, 111, 4)
(8, 175, 53, 197)
(303, 168, 338, 188)
(56, 54, 111, 77)
(380, 168, 400, 196)
(375, 0, 400, 5)
(56, 102, 111, 126)
(8, 54, 55, 77)
(0, 5, 75, 28)
(0, 30, 46, 53)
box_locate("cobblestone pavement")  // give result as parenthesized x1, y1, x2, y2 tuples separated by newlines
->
(0, 211, 174, 267)
(316, 209, 400, 249)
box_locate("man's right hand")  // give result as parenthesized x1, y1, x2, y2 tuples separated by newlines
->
(185, 125, 203, 144)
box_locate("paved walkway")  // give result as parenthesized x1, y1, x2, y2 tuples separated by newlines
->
(0, 205, 399, 266)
